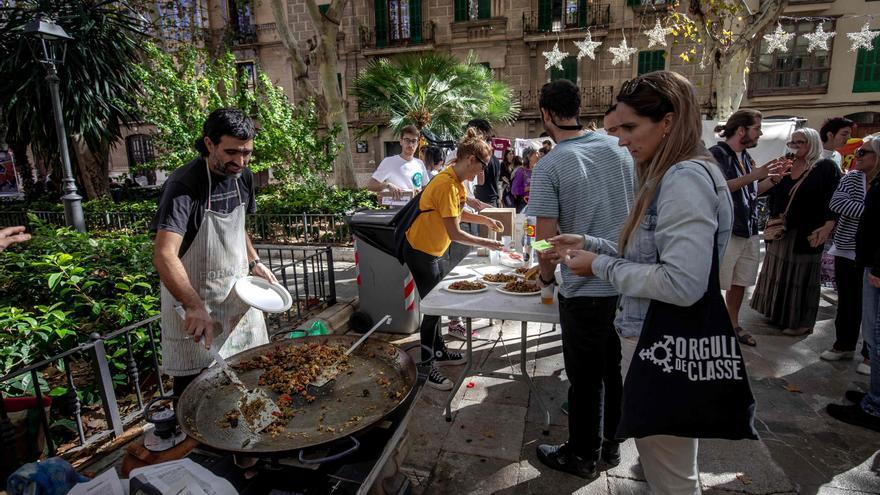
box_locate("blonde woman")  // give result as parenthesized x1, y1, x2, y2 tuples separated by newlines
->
(750, 128, 841, 336)
(545, 71, 753, 494)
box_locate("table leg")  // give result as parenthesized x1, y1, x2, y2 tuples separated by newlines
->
(520, 321, 550, 435)
(445, 317, 474, 422)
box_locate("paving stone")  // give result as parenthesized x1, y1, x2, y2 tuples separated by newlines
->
(606, 439, 645, 481)
(460, 375, 532, 406)
(818, 451, 880, 494)
(405, 392, 459, 471)
(699, 439, 799, 493)
(425, 451, 520, 494)
(443, 399, 527, 462)
(514, 421, 609, 494)
(607, 476, 649, 495)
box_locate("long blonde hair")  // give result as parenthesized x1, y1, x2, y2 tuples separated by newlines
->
(615, 70, 712, 253)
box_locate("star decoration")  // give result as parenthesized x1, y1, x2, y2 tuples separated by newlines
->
(803, 24, 835, 53)
(574, 31, 602, 60)
(609, 38, 638, 66)
(543, 42, 567, 70)
(847, 22, 879, 52)
(763, 23, 795, 54)
(644, 19, 669, 48)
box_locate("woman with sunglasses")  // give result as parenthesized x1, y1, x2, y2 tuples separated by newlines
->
(750, 128, 841, 336)
(512, 147, 540, 212)
(546, 71, 735, 494)
(821, 135, 880, 365)
(827, 133, 880, 432)
(403, 127, 504, 390)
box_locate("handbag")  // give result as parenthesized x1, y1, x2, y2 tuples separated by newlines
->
(763, 166, 812, 242)
(617, 163, 759, 440)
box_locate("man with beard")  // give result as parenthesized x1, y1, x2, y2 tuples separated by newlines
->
(152, 108, 277, 397)
(530, 79, 635, 479)
(710, 109, 785, 348)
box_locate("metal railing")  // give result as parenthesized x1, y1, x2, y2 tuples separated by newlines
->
(516, 85, 614, 113)
(0, 245, 335, 471)
(522, 5, 611, 36)
(359, 21, 436, 50)
(0, 211, 352, 245)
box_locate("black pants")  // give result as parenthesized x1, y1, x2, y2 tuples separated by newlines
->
(834, 256, 863, 352)
(558, 294, 622, 459)
(172, 373, 201, 400)
(403, 240, 449, 361)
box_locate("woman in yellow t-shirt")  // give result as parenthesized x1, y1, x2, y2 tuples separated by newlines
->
(404, 127, 505, 390)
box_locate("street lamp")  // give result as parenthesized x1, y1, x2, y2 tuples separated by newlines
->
(23, 14, 85, 233)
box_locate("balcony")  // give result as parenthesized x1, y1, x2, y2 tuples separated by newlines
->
(515, 85, 614, 114)
(359, 21, 436, 54)
(522, 4, 611, 41)
(626, 0, 673, 13)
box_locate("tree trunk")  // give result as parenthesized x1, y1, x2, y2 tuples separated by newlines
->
(71, 137, 109, 199)
(316, 32, 358, 188)
(9, 140, 36, 200)
(712, 49, 749, 121)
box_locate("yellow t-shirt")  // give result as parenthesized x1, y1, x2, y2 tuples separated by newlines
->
(405, 166, 466, 257)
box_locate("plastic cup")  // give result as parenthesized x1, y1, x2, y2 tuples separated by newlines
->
(501, 235, 512, 250)
(489, 250, 500, 265)
(541, 285, 554, 305)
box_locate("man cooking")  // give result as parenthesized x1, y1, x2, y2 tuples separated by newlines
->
(152, 108, 277, 397)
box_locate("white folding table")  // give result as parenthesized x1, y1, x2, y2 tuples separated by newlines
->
(418, 254, 558, 434)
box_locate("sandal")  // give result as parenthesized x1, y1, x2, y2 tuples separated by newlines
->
(734, 327, 757, 347)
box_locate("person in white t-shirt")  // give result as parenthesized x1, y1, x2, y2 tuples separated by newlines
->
(820, 117, 855, 169)
(367, 125, 430, 199)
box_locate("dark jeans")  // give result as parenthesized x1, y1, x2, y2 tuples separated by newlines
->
(834, 256, 863, 352)
(558, 293, 622, 459)
(403, 240, 449, 361)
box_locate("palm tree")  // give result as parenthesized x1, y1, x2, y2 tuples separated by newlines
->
(351, 52, 520, 139)
(0, 0, 144, 200)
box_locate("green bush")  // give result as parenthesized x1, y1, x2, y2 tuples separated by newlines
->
(256, 177, 378, 214)
(0, 218, 159, 390)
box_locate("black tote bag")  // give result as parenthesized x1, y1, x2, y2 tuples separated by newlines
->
(616, 167, 759, 441)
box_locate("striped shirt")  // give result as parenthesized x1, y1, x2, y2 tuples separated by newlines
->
(830, 170, 868, 254)
(528, 132, 635, 297)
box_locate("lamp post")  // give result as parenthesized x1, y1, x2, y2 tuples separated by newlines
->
(23, 14, 85, 233)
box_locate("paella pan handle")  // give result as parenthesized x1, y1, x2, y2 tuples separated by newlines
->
(297, 435, 360, 465)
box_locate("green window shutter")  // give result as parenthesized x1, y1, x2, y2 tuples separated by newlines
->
(627, 0, 641, 6)
(578, 0, 587, 27)
(853, 31, 880, 92)
(638, 50, 665, 75)
(319, 4, 329, 14)
(550, 56, 577, 83)
(410, 0, 422, 42)
(478, 0, 490, 19)
(374, 0, 387, 47)
(538, 0, 551, 32)
(454, 0, 467, 21)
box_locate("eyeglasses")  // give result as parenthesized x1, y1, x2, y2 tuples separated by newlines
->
(620, 77, 661, 97)
(475, 155, 489, 170)
(401, 138, 419, 145)
(856, 148, 876, 158)
(786, 140, 807, 146)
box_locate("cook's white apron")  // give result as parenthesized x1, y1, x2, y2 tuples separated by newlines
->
(160, 164, 268, 376)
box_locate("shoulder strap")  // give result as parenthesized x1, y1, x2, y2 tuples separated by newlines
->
(782, 165, 813, 217)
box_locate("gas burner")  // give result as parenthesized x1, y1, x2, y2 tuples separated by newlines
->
(143, 396, 186, 452)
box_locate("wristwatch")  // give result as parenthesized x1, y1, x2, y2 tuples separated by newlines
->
(248, 258, 261, 273)
(539, 273, 555, 286)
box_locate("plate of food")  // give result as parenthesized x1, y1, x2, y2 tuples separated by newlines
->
(481, 272, 518, 285)
(496, 280, 541, 296)
(443, 280, 489, 294)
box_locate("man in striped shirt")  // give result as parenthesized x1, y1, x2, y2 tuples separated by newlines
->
(529, 79, 635, 479)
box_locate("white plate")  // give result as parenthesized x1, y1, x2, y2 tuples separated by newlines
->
(234, 276, 293, 313)
(442, 284, 489, 294)
(495, 286, 541, 296)
(480, 274, 519, 285)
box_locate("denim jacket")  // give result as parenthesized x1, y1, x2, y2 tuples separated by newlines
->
(585, 160, 733, 337)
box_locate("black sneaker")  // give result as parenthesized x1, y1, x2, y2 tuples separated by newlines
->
(846, 390, 867, 404)
(426, 366, 453, 391)
(827, 403, 880, 433)
(435, 348, 466, 367)
(536, 443, 599, 480)
(601, 441, 621, 468)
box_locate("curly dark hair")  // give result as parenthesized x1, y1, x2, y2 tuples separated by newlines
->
(194, 108, 256, 156)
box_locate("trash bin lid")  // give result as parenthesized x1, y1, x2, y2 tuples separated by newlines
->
(348, 208, 399, 228)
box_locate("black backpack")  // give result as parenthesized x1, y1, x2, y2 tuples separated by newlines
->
(392, 190, 432, 264)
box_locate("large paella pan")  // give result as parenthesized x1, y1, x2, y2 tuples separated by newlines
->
(177, 334, 417, 455)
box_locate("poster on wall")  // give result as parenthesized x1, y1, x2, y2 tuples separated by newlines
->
(0, 149, 21, 197)
(490, 138, 511, 160)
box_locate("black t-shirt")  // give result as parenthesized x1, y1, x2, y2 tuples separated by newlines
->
(474, 155, 501, 204)
(151, 157, 257, 257)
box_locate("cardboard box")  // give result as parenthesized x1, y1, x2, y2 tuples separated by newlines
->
(477, 207, 516, 239)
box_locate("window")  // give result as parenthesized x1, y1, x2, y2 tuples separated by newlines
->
(638, 50, 666, 75)
(454, 0, 489, 22)
(374, 0, 422, 47)
(853, 30, 880, 93)
(751, 19, 833, 96)
(627, 0, 670, 7)
(236, 61, 256, 90)
(538, 0, 595, 32)
(126, 134, 155, 170)
(550, 56, 578, 83)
